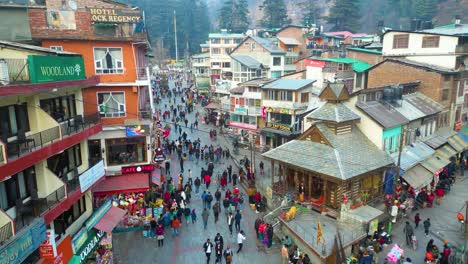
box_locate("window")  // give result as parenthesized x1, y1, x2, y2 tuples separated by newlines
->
(355, 73, 363, 89)
(106, 136, 147, 165)
(273, 57, 281, 66)
(94, 47, 123, 74)
(235, 38, 242, 44)
(47, 144, 82, 177)
(267, 90, 275, 100)
(422, 36, 440, 48)
(441, 89, 449, 101)
(50, 46, 63, 51)
(222, 62, 231, 68)
(224, 39, 230, 44)
(211, 62, 220, 67)
(458, 81, 463, 97)
(40, 95, 77, 122)
(301, 93, 309, 103)
(224, 48, 231, 54)
(211, 38, 220, 44)
(97, 92, 126, 117)
(0, 167, 36, 211)
(53, 196, 87, 235)
(285, 57, 297, 65)
(338, 63, 350, 71)
(279, 91, 293, 101)
(392, 34, 409, 49)
(0, 103, 30, 138)
(244, 42, 250, 46)
(270, 113, 291, 125)
(251, 43, 256, 50)
(212, 48, 220, 54)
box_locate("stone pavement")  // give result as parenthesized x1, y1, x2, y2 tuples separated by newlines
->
(377, 174, 468, 263)
(113, 80, 282, 264)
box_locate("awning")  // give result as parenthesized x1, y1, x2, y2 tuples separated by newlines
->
(420, 155, 450, 174)
(93, 173, 149, 196)
(401, 164, 433, 190)
(436, 145, 457, 159)
(447, 135, 467, 152)
(94, 206, 127, 233)
(261, 127, 292, 137)
(205, 102, 220, 110)
(424, 135, 448, 149)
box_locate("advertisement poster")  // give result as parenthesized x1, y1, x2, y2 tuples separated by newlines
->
(46, 10, 76, 30)
(39, 229, 58, 259)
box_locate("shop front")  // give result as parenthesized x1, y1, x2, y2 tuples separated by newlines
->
(105, 136, 147, 166)
(262, 122, 294, 148)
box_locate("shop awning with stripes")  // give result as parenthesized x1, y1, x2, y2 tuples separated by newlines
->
(436, 145, 457, 159)
(401, 164, 433, 190)
(447, 134, 467, 152)
(420, 154, 450, 174)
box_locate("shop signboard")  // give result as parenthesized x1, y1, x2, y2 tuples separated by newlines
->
(42, 235, 73, 264)
(234, 105, 247, 115)
(89, 8, 141, 23)
(39, 229, 58, 259)
(125, 125, 150, 137)
(266, 107, 293, 115)
(71, 227, 88, 254)
(121, 164, 155, 174)
(0, 218, 46, 264)
(151, 169, 161, 185)
(79, 160, 105, 193)
(305, 59, 326, 68)
(229, 121, 257, 131)
(28, 55, 86, 83)
(266, 122, 292, 132)
(84, 199, 112, 231)
(70, 229, 105, 264)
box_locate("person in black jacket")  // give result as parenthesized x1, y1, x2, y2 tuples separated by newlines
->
(215, 241, 223, 263)
(203, 238, 213, 264)
(214, 233, 224, 248)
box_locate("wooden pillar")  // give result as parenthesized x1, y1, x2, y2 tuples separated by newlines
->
(283, 165, 287, 192)
(308, 172, 312, 200)
(271, 160, 275, 188)
(323, 179, 328, 204)
(294, 171, 299, 195)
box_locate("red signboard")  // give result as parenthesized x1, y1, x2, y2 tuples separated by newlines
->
(39, 230, 57, 259)
(42, 235, 73, 264)
(121, 165, 155, 174)
(305, 59, 326, 68)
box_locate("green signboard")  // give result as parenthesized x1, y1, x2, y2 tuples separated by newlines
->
(28, 55, 86, 83)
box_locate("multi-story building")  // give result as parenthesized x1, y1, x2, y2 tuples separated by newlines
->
(275, 25, 310, 60)
(191, 52, 210, 94)
(381, 23, 467, 126)
(208, 30, 245, 86)
(0, 41, 104, 264)
(28, 0, 154, 177)
(261, 78, 320, 147)
(229, 78, 275, 146)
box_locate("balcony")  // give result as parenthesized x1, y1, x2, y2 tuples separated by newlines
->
(0, 213, 13, 246)
(0, 112, 103, 180)
(455, 44, 468, 54)
(136, 66, 149, 81)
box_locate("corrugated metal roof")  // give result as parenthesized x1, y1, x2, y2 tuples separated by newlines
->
(421, 24, 468, 36)
(391, 141, 435, 170)
(424, 135, 448, 149)
(356, 101, 409, 129)
(312, 57, 372, 73)
(401, 164, 433, 190)
(263, 122, 393, 180)
(231, 55, 263, 69)
(307, 103, 360, 123)
(209, 33, 245, 38)
(277, 36, 301, 45)
(192, 53, 210, 58)
(0, 40, 77, 55)
(239, 78, 276, 87)
(262, 78, 315, 90)
(346, 47, 382, 55)
(393, 92, 441, 121)
(229, 86, 245, 94)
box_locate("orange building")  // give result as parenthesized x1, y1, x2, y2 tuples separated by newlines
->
(29, 0, 154, 176)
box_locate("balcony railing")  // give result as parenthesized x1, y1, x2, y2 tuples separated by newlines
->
(138, 110, 152, 120)
(0, 58, 29, 85)
(136, 67, 148, 80)
(59, 112, 101, 137)
(65, 159, 104, 194)
(5, 126, 61, 159)
(0, 221, 13, 246)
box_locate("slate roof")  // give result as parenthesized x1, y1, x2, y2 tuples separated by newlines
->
(250, 36, 285, 54)
(262, 122, 394, 180)
(307, 103, 360, 123)
(262, 79, 315, 90)
(356, 100, 409, 129)
(231, 55, 263, 69)
(328, 83, 346, 98)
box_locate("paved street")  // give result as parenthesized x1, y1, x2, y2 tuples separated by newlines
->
(377, 173, 468, 263)
(113, 80, 281, 264)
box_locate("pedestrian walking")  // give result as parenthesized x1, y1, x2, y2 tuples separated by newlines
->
(259, 161, 264, 175)
(423, 218, 431, 236)
(156, 224, 164, 247)
(403, 221, 414, 246)
(184, 207, 191, 224)
(165, 159, 171, 176)
(202, 208, 209, 230)
(191, 209, 197, 224)
(234, 210, 242, 233)
(171, 218, 180, 237)
(206, 192, 213, 209)
(213, 202, 220, 223)
(236, 230, 246, 253)
(227, 164, 232, 183)
(203, 239, 213, 264)
(202, 191, 207, 209)
(214, 233, 224, 248)
(281, 244, 288, 264)
(223, 246, 233, 264)
(195, 177, 201, 193)
(414, 213, 421, 229)
(215, 241, 223, 263)
(227, 212, 234, 235)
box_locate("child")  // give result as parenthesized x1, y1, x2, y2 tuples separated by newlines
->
(191, 209, 197, 224)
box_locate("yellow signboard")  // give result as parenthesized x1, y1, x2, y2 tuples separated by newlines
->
(89, 8, 141, 23)
(266, 122, 292, 132)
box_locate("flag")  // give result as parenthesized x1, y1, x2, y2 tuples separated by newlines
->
(317, 221, 323, 245)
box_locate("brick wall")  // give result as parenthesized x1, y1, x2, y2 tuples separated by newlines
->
(367, 60, 449, 107)
(347, 50, 383, 66)
(45, 0, 122, 10)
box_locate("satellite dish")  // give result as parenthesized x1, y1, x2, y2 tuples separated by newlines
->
(68, 0, 77, 11)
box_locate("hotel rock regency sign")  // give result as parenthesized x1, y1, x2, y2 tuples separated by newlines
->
(27, 55, 86, 83)
(89, 8, 141, 23)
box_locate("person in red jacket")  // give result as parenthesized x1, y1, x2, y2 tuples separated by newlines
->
(172, 218, 180, 237)
(254, 191, 262, 213)
(220, 176, 227, 190)
(156, 224, 165, 247)
(435, 188, 444, 206)
(204, 174, 211, 189)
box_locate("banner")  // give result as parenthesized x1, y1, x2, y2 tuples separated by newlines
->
(28, 55, 85, 83)
(39, 229, 58, 259)
(89, 8, 141, 23)
(317, 221, 323, 245)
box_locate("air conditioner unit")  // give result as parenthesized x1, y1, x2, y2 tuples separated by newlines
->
(0, 59, 10, 86)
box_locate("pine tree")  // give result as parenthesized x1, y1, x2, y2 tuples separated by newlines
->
(301, 0, 319, 27)
(218, 0, 249, 33)
(219, 0, 235, 30)
(259, 0, 291, 29)
(326, 0, 361, 32)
